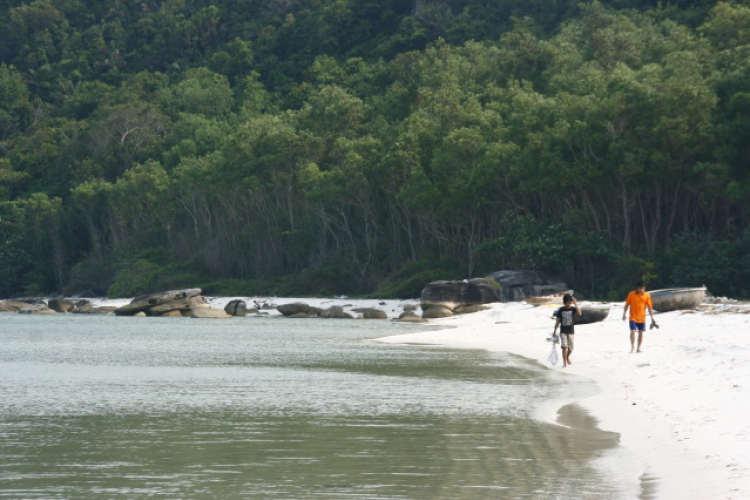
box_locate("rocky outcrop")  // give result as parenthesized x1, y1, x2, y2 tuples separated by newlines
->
(486, 270, 568, 302)
(112, 289, 227, 317)
(276, 302, 389, 319)
(114, 289, 202, 315)
(143, 296, 208, 316)
(0, 301, 30, 312)
(1, 298, 112, 314)
(18, 304, 56, 314)
(420, 278, 499, 318)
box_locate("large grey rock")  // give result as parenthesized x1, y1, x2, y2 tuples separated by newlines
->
(420, 278, 500, 311)
(422, 305, 454, 318)
(320, 306, 354, 319)
(486, 270, 567, 302)
(224, 299, 248, 317)
(351, 307, 388, 319)
(48, 298, 75, 312)
(277, 302, 311, 316)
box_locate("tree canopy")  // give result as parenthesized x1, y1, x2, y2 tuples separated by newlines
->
(1, 0, 749, 299)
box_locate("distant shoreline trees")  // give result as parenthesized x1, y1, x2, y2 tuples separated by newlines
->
(1, 1, 748, 299)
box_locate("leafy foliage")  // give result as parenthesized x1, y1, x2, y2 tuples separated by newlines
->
(1, 0, 749, 299)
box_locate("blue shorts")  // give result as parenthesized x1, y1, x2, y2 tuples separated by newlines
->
(629, 321, 646, 331)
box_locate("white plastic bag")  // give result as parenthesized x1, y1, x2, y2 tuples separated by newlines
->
(547, 344, 559, 365)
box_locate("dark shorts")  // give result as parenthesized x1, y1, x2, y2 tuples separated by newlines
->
(629, 321, 646, 332)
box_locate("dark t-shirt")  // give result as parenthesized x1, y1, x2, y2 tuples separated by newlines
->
(555, 306, 577, 334)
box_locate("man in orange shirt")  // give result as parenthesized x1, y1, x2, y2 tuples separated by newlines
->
(622, 281, 655, 353)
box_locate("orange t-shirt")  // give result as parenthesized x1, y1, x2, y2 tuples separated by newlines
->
(626, 291, 653, 323)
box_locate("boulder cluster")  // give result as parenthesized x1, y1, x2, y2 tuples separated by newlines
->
(275, 301, 423, 321)
(112, 288, 221, 317)
(3, 271, 558, 320)
(0, 289, 262, 318)
(0, 298, 116, 314)
(114, 289, 267, 318)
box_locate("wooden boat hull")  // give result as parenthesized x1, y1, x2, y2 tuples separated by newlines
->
(649, 287, 706, 312)
(577, 306, 610, 325)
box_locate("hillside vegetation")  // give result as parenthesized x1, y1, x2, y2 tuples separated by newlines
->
(1, 0, 749, 299)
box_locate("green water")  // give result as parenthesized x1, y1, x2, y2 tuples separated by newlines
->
(0, 314, 621, 499)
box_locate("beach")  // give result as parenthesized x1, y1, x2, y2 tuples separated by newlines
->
(372, 299, 750, 500)
(48, 295, 750, 498)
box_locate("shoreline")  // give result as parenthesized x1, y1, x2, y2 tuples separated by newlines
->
(5, 294, 749, 498)
(373, 301, 750, 500)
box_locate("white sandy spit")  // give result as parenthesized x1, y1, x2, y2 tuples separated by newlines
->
(372, 300, 750, 500)
(92, 294, 750, 499)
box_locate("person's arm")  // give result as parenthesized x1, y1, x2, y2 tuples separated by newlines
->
(622, 300, 630, 321)
(553, 317, 561, 335)
(648, 294, 656, 320)
(572, 296, 582, 316)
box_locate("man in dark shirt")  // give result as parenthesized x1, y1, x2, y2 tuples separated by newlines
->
(553, 294, 581, 368)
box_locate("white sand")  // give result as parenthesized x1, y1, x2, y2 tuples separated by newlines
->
(372, 300, 750, 500)
(94, 294, 750, 498)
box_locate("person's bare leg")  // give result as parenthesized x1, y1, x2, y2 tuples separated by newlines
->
(562, 348, 568, 367)
(637, 332, 644, 353)
(630, 331, 636, 353)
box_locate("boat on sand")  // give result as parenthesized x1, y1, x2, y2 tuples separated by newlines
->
(577, 305, 610, 325)
(649, 287, 707, 312)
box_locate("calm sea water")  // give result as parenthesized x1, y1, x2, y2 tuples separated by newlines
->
(0, 314, 621, 499)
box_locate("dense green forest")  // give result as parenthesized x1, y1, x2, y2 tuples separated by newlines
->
(1, 0, 749, 300)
